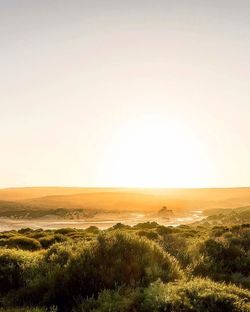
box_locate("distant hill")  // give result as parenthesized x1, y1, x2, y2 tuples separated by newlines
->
(203, 206, 250, 216)
(0, 187, 119, 201)
(0, 187, 249, 219)
(195, 206, 250, 226)
(0, 186, 250, 203)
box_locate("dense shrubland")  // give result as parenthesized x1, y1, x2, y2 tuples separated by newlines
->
(0, 218, 249, 311)
(75, 279, 250, 312)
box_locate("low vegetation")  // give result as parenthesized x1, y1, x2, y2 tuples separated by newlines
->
(0, 213, 249, 311)
(77, 279, 250, 312)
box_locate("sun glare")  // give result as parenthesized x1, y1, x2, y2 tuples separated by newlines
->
(97, 115, 215, 188)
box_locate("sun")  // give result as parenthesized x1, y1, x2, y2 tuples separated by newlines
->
(97, 114, 215, 188)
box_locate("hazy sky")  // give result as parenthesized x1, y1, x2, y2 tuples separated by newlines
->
(1, 0, 250, 188)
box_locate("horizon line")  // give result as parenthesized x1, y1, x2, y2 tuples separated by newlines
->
(1, 185, 250, 191)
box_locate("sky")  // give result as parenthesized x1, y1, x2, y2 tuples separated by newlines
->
(0, 0, 250, 188)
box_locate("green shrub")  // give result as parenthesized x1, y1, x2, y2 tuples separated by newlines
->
(0, 248, 40, 294)
(73, 287, 141, 312)
(142, 278, 250, 312)
(137, 230, 159, 240)
(156, 225, 174, 235)
(77, 278, 250, 312)
(44, 242, 79, 266)
(111, 223, 131, 230)
(54, 228, 76, 235)
(191, 235, 250, 288)
(50, 232, 182, 310)
(39, 234, 68, 249)
(0, 223, 249, 312)
(18, 228, 33, 235)
(84, 226, 100, 234)
(133, 222, 159, 230)
(2, 236, 42, 251)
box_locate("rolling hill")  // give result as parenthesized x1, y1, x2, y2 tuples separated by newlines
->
(0, 187, 249, 218)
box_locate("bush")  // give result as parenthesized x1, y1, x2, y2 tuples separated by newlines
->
(73, 287, 141, 312)
(142, 278, 250, 312)
(54, 228, 76, 235)
(1, 236, 41, 251)
(44, 242, 79, 266)
(111, 223, 131, 230)
(137, 230, 159, 240)
(133, 222, 159, 230)
(51, 232, 183, 310)
(191, 235, 250, 288)
(76, 278, 250, 312)
(0, 248, 40, 295)
(39, 234, 68, 249)
(84, 226, 100, 234)
(0, 223, 249, 312)
(18, 228, 33, 235)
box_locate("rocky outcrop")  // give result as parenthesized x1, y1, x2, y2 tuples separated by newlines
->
(158, 206, 174, 218)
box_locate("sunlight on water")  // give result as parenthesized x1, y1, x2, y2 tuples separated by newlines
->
(0, 211, 204, 231)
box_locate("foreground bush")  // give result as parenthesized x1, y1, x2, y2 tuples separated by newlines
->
(0, 236, 41, 251)
(76, 278, 250, 312)
(50, 232, 183, 309)
(142, 278, 250, 312)
(0, 248, 40, 295)
(9, 232, 181, 310)
(0, 223, 249, 311)
(68, 232, 182, 287)
(190, 230, 250, 288)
